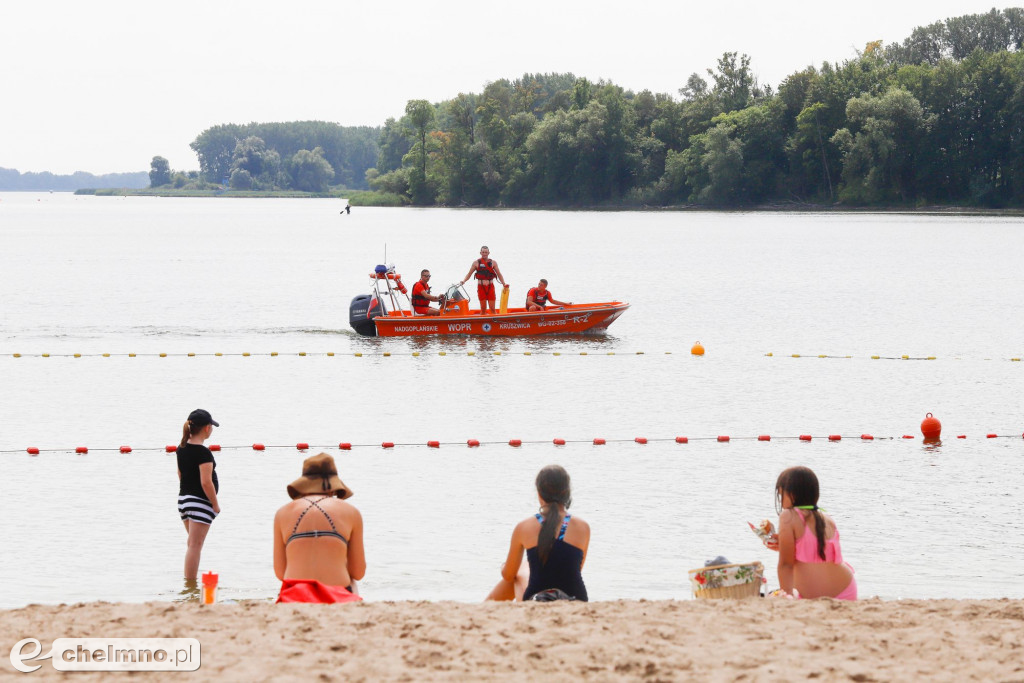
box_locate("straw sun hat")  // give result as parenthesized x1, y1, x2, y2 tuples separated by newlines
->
(287, 453, 353, 500)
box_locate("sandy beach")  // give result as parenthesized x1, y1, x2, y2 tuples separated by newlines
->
(3, 598, 1022, 681)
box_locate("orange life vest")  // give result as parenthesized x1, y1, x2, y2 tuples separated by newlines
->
(411, 280, 432, 309)
(528, 286, 551, 307)
(475, 259, 497, 280)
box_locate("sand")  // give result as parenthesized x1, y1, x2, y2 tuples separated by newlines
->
(2, 598, 1023, 681)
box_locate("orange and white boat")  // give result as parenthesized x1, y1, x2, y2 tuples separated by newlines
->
(349, 265, 629, 337)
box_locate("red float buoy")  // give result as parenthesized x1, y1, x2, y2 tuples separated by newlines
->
(509, 439, 522, 447)
(986, 433, 997, 439)
(799, 435, 812, 441)
(758, 435, 771, 441)
(209, 444, 221, 451)
(957, 435, 966, 439)
(593, 438, 606, 445)
(253, 443, 265, 451)
(921, 413, 941, 439)
(861, 434, 874, 440)
(338, 442, 351, 450)
(467, 439, 480, 447)
(27, 447, 39, 455)
(296, 443, 309, 451)
(828, 435, 841, 441)
(382, 442, 395, 448)
(717, 435, 730, 442)
(553, 438, 566, 445)
(902, 435, 915, 439)
(165, 445, 176, 453)
(675, 436, 688, 444)
(120, 446, 132, 453)
(76, 446, 88, 454)
(635, 437, 647, 444)
(427, 440, 440, 448)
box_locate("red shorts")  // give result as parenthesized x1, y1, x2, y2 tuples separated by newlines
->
(477, 282, 496, 302)
(413, 305, 430, 314)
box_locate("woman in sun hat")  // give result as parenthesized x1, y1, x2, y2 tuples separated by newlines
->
(176, 408, 221, 581)
(274, 453, 365, 603)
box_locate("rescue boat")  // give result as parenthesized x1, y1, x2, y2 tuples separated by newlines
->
(349, 265, 629, 337)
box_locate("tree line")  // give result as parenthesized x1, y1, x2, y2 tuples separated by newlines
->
(152, 122, 380, 192)
(1, 167, 148, 191)
(365, 8, 1024, 208)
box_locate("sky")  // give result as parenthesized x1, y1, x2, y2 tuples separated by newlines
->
(1, 0, 1018, 175)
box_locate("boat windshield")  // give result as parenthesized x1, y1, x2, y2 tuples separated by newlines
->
(445, 283, 468, 301)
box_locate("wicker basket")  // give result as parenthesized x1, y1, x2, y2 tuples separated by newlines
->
(688, 561, 764, 599)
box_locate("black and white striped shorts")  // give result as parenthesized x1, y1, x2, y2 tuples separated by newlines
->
(178, 495, 217, 525)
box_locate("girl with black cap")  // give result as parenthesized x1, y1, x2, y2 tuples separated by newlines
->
(176, 408, 220, 581)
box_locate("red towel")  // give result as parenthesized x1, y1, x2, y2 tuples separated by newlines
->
(276, 579, 362, 604)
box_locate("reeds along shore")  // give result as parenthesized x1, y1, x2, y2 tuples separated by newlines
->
(2, 598, 1023, 680)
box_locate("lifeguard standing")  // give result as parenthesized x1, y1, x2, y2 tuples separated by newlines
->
(460, 245, 507, 315)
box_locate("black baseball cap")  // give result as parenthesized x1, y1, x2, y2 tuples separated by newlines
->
(188, 408, 220, 427)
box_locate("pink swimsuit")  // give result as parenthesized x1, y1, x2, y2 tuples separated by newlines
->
(794, 510, 857, 600)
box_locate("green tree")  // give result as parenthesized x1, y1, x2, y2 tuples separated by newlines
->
(404, 99, 436, 204)
(288, 147, 334, 192)
(149, 156, 171, 187)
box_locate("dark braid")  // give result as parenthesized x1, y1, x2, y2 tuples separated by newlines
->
(535, 465, 572, 565)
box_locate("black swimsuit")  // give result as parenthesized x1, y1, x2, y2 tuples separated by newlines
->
(523, 514, 589, 602)
(287, 496, 349, 546)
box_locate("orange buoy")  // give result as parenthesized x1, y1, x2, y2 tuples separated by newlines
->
(758, 435, 771, 441)
(338, 442, 351, 450)
(635, 437, 647, 444)
(165, 445, 177, 453)
(675, 436, 688, 444)
(593, 438, 606, 445)
(253, 443, 265, 450)
(467, 439, 480, 447)
(920, 413, 941, 439)
(717, 435, 730, 442)
(509, 439, 522, 447)
(861, 434, 874, 440)
(76, 446, 88, 454)
(209, 444, 221, 451)
(799, 435, 812, 441)
(120, 446, 132, 453)
(828, 435, 841, 441)
(553, 438, 566, 446)
(27, 447, 40, 455)
(691, 341, 705, 356)
(382, 442, 395, 448)
(427, 440, 440, 448)
(296, 443, 310, 451)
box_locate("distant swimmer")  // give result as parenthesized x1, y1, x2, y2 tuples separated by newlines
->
(411, 269, 443, 316)
(345, 204, 351, 214)
(460, 245, 507, 315)
(526, 279, 571, 311)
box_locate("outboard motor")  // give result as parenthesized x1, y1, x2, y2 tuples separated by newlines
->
(349, 294, 382, 336)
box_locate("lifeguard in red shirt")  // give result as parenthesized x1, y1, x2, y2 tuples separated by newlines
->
(411, 269, 442, 316)
(526, 279, 570, 311)
(460, 245, 507, 315)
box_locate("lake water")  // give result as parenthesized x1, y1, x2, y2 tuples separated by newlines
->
(1, 192, 1022, 608)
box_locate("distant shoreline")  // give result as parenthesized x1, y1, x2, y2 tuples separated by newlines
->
(37, 189, 1024, 215)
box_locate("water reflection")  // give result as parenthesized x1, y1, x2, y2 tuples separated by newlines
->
(922, 438, 942, 453)
(176, 579, 200, 603)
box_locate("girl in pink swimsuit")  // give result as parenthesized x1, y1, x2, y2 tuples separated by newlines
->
(767, 466, 857, 600)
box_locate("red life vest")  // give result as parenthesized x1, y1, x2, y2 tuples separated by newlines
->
(475, 258, 497, 280)
(411, 280, 432, 309)
(528, 286, 551, 307)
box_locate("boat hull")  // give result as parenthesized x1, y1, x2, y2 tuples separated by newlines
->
(372, 302, 629, 337)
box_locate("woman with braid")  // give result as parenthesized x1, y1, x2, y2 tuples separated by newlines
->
(486, 465, 590, 601)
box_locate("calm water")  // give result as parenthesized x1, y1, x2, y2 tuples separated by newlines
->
(1, 192, 1022, 608)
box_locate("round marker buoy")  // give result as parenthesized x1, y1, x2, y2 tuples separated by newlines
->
(120, 446, 132, 453)
(921, 413, 941, 439)
(691, 341, 705, 356)
(296, 443, 310, 451)
(593, 438, 606, 445)
(76, 446, 88, 454)
(508, 439, 522, 447)
(165, 445, 176, 453)
(338, 442, 351, 450)
(209, 444, 221, 451)
(467, 439, 480, 447)
(427, 440, 440, 448)
(27, 447, 40, 455)
(635, 437, 647, 444)
(382, 442, 395, 448)
(675, 436, 688, 444)
(253, 443, 265, 451)
(758, 435, 771, 441)
(799, 435, 812, 441)
(553, 438, 566, 446)
(717, 435, 730, 442)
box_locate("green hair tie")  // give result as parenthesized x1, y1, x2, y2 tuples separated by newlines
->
(794, 505, 825, 512)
